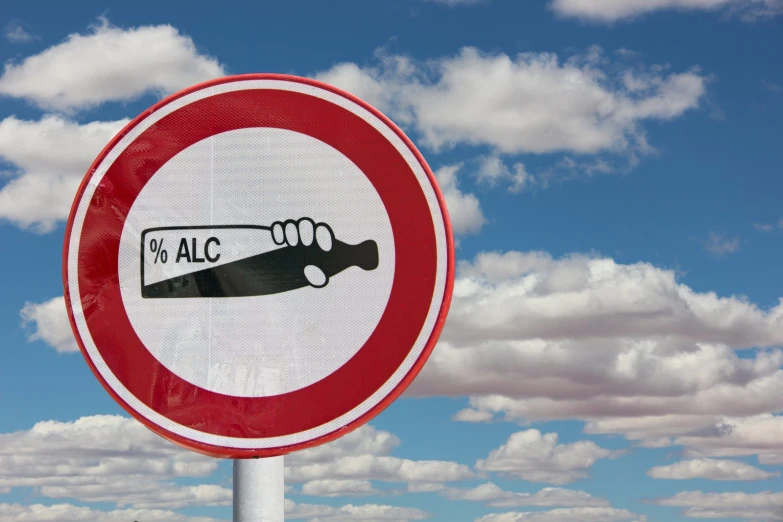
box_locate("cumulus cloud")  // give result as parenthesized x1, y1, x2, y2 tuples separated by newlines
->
(1, 413, 464, 507)
(477, 155, 531, 193)
(429, 251, 783, 348)
(287, 424, 472, 493)
(475, 507, 646, 522)
(0, 416, 223, 508)
(475, 430, 619, 484)
(403, 250, 783, 455)
(653, 490, 783, 520)
(0, 503, 225, 522)
(0, 19, 224, 112)
(40, 482, 231, 510)
(0, 115, 128, 232)
(0, 21, 223, 232)
(288, 425, 401, 465)
(434, 165, 486, 235)
(286, 455, 474, 485)
(315, 47, 706, 156)
(442, 482, 610, 507)
(286, 499, 431, 521)
(0, 500, 431, 522)
(647, 458, 779, 480)
(20, 296, 77, 353)
(441, 344, 783, 424)
(550, 0, 783, 22)
(478, 155, 627, 193)
(300, 479, 380, 497)
(672, 414, 783, 460)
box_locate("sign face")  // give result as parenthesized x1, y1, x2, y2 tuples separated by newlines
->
(63, 74, 454, 458)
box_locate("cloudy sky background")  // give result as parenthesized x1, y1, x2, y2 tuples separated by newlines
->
(1, 1, 782, 521)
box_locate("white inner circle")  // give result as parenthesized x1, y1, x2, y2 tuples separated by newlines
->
(118, 127, 395, 397)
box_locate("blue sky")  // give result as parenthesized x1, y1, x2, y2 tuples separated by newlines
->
(1, 1, 782, 521)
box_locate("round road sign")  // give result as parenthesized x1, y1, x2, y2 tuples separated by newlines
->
(63, 74, 454, 458)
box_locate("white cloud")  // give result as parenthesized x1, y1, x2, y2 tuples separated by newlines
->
(284, 423, 471, 493)
(316, 62, 388, 112)
(419, 251, 783, 349)
(1, 413, 454, 508)
(477, 155, 531, 193)
(441, 344, 783, 423)
(647, 458, 779, 480)
(286, 455, 474, 484)
(453, 408, 495, 423)
(475, 430, 619, 484)
(403, 250, 783, 452)
(442, 482, 610, 507)
(288, 425, 400, 464)
(0, 115, 128, 232)
(39, 482, 232, 510)
(20, 296, 77, 353)
(315, 47, 706, 156)
(0, 416, 221, 508)
(550, 0, 783, 22)
(300, 479, 380, 497)
(407, 482, 447, 492)
(475, 507, 646, 522)
(0, 19, 224, 112)
(758, 452, 783, 464)
(434, 165, 486, 235)
(285, 499, 335, 519)
(318, 504, 430, 521)
(4, 22, 37, 43)
(0, 417, 439, 515)
(0, 503, 225, 522)
(654, 490, 783, 520)
(286, 499, 431, 521)
(673, 414, 783, 460)
(475, 154, 624, 193)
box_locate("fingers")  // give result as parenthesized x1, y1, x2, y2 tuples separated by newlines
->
(272, 222, 285, 245)
(272, 219, 333, 252)
(315, 223, 333, 252)
(284, 220, 299, 247)
(298, 218, 314, 246)
(271, 218, 334, 288)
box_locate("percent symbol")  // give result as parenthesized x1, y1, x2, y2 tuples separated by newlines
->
(150, 238, 168, 264)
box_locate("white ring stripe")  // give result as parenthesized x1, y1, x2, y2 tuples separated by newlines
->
(67, 79, 448, 449)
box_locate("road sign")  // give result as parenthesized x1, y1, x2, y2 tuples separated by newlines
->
(63, 74, 454, 458)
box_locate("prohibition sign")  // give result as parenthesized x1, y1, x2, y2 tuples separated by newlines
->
(63, 75, 454, 458)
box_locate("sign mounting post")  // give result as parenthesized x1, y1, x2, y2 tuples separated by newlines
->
(63, 74, 454, 520)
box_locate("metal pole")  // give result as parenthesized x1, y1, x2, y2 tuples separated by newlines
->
(233, 456, 285, 521)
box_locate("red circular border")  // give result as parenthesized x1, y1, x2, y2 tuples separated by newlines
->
(63, 74, 455, 458)
(82, 89, 432, 434)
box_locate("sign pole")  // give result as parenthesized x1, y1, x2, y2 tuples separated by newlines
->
(233, 456, 284, 522)
(233, 372, 283, 522)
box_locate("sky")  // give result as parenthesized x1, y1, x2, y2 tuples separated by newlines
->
(1, 0, 782, 521)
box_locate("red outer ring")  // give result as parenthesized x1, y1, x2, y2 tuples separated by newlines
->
(81, 88, 435, 436)
(62, 74, 455, 458)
